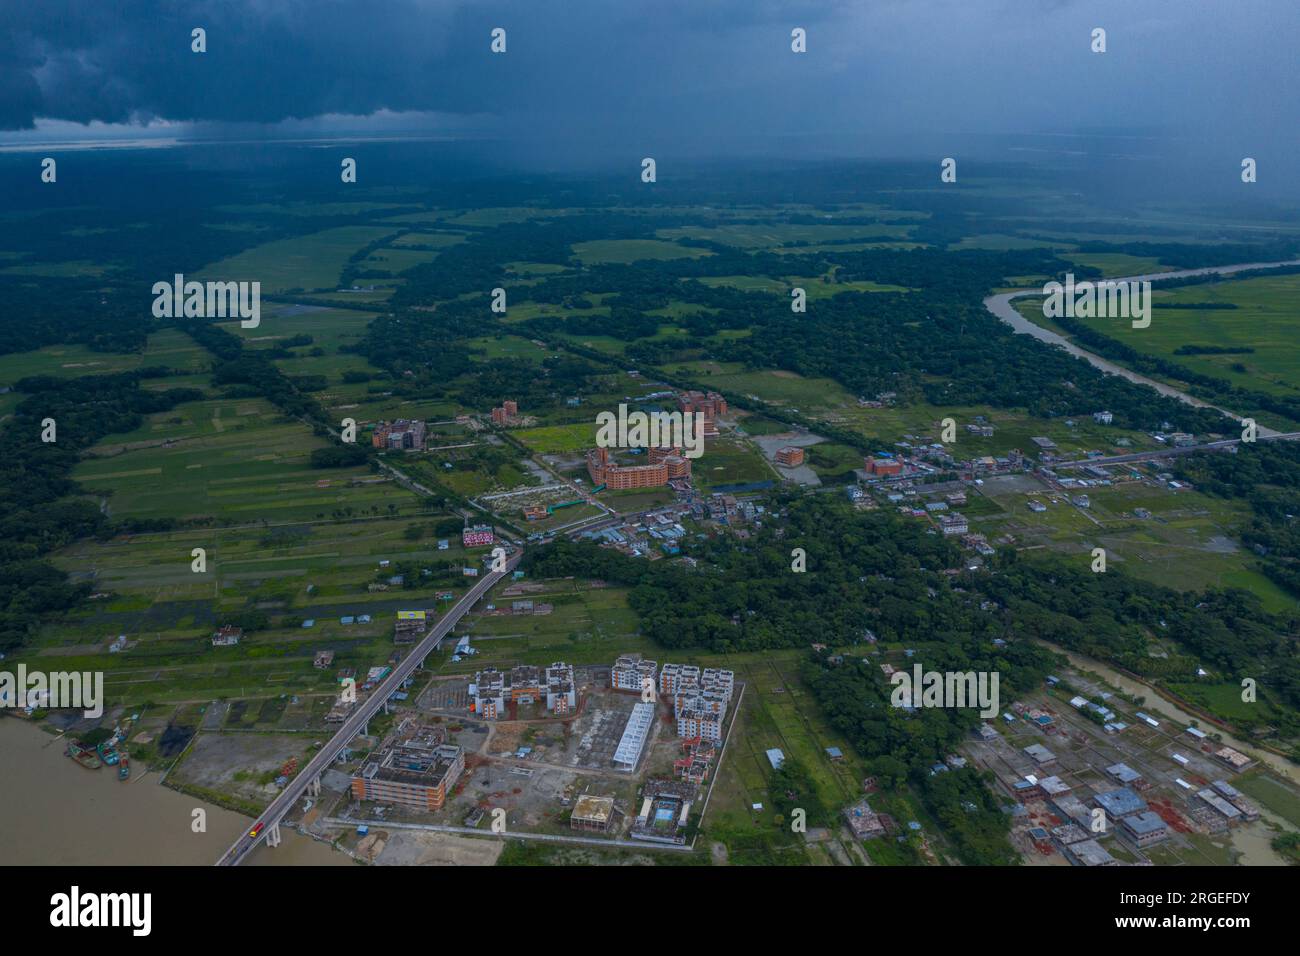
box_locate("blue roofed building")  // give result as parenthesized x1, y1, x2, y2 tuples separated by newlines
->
(1094, 787, 1148, 820)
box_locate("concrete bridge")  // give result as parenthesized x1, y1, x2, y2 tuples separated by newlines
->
(216, 548, 522, 865)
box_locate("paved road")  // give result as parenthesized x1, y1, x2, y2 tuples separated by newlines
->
(1052, 431, 1300, 470)
(318, 817, 691, 852)
(984, 259, 1300, 438)
(216, 548, 522, 866)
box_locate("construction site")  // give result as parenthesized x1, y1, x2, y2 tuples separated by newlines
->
(288, 654, 741, 860)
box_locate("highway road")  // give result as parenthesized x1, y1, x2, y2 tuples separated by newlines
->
(216, 547, 522, 866)
(1051, 431, 1300, 470)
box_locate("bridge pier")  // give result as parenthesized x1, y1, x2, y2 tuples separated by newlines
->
(266, 823, 282, 848)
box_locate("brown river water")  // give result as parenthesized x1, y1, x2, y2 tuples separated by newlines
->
(0, 718, 348, 866)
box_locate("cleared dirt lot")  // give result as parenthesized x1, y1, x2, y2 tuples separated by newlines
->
(374, 829, 504, 866)
(171, 732, 313, 804)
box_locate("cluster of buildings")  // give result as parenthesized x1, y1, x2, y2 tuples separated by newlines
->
(211, 625, 243, 647)
(586, 445, 692, 489)
(578, 390, 727, 491)
(611, 654, 736, 743)
(985, 705, 1267, 865)
(462, 524, 494, 547)
(470, 662, 577, 718)
(581, 507, 691, 557)
(371, 419, 427, 450)
(676, 390, 726, 437)
(490, 400, 519, 425)
(350, 720, 464, 812)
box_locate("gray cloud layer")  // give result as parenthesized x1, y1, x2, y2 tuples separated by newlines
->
(2, 1, 1297, 167)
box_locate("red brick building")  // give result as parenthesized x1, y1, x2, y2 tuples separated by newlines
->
(775, 446, 805, 467)
(586, 446, 690, 489)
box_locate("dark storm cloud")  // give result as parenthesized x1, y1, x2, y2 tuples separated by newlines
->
(1, 0, 1298, 169)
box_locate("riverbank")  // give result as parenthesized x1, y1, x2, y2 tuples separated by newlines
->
(0, 718, 349, 866)
(985, 259, 1300, 435)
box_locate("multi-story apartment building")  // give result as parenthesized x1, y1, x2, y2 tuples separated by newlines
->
(586, 447, 690, 490)
(545, 662, 577, 715)
(490, 400, 520, 425)
(350, 723, 464, 812)
(371, 419, 427, 450)
(611, 653, 658, 694)
(676, 698, 724, 741)
(938, 513, 969, 535)
(473, 663, 575, 717)
(775, 446, 805, 467)
(472, 668, 506, 719)
(658, 662, 700, 698)
(677, 390, 727, 437)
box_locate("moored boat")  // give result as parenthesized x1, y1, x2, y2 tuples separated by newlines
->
(65, 741, 102, 770)
(96, 742, 120, 766)
(118, 754, 130, 781)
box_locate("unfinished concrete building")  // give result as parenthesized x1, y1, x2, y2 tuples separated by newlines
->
(570, 795, 616, 832)
(611, 653, 658, 695)
(545, 661, 577, 715)
(350, 721, 464, 812)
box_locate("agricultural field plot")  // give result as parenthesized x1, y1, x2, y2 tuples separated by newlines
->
(1012, 273, 1300, 397)
(214, 201, 415, 219)
(0, 328, 214, 423)
(294, 285, 402, 306)
(37, 514, 472, 655)
(973, 476, 1297, 611)
(696, 275, 911, 297)
(197, 225, 401, 293)
(570, 239, 713, 265)
(503, 260, 571, 277)
(701, 652, 921, 865)
(357, 245, 451, 275)
(836, 401, 1164, 457)
(667, 360, 859, 414)
(1134, 275, 1300, 395)
(1066, 252, 1170, 277)
(949, 233, 1076, 252)
(233, 307, 447, 422)
(404, 439, 538, 498)
(73, 394, 415, 524)
(511, 422, 597, 455)
(657, 222, 916, 248)
(438, 207, 572, 227)
(464, 335, 552, 363)
(599, 487, 677, 514)
(436, 584, 650, 673)
(692, 437, 777, 491)
(0, 343, 149, 385)
(19, 614, 393, 708)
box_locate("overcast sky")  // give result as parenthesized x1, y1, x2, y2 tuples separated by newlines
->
(2, 1, 1297, 173)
